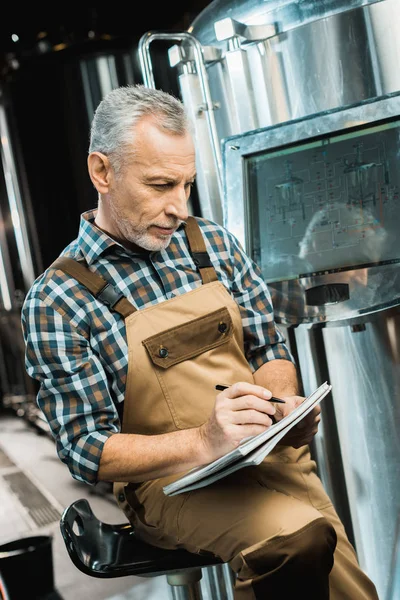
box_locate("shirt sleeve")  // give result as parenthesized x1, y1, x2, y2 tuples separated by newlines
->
(21, 292, 120, 486)
(224, 229, 295, 372)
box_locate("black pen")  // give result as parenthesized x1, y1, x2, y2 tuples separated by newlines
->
(215, 384, 286, 403)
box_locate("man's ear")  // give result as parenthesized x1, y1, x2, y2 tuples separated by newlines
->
(88, 152, 113, 194)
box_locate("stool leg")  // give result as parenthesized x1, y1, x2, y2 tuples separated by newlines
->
(167, 569, 203, 600)
(221, 563, 236, 600)
(200, 564, 235, 600)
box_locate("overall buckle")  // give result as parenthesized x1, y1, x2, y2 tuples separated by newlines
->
(97, 283, 125, 311)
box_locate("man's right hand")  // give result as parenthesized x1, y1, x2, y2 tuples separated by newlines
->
(197, 382, 277, 464)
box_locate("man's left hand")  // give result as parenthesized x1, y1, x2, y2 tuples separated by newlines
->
(273, 395, 321, 448)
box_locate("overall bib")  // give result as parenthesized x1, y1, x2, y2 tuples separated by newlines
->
(54, 217, 378, 600)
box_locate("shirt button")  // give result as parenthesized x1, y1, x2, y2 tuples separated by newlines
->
(218, 322, 228, 333)
(158, 346, 168, 358)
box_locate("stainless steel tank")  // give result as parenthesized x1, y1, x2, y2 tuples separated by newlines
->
(139, 1, 400, 598)
(221, 90, 400, 600)
(140, 0, 400, 222)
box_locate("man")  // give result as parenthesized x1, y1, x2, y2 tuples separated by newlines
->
(21, 84, 378, 599)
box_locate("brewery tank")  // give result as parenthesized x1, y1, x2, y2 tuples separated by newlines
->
(138, 1, 400, 597)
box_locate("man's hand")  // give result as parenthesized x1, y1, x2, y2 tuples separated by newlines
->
(198, 382, 277, 463)
(273, 395, 322, 448)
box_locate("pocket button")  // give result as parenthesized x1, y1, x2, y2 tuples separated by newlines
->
(158, 346, 169, 358)
(218, 322, 228, 333)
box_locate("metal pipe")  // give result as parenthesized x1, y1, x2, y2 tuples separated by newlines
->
(169, 582, 203, 600)
(200, 564, 235, 600)
(168, 568, 204, 600)
(0, 102, 36, 291)
(138, 31, 223, 197)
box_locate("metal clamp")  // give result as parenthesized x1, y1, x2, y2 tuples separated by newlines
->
(214, 17, 277, 43)
(168, 44, 222, 68)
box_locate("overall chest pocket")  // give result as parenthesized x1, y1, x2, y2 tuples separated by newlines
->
(142, 306, 240, 429)
(143, 306, 233, 368)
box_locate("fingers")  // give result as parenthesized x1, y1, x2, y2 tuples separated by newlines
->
(237, 424, 273, 440)
(229, 395, 276, 416)
(231, 408, 274, 427)
(215, 382, 276, 431)
(290, 415, 321, 447)
(223, 382, 273, 401)
(292, 429, 319, 447)
(214, 384, 323, 447)
(296, 407, 321, 429)
(218, 382, 276, 413)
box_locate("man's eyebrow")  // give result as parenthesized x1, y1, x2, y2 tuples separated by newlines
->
(145, 175, 177, 182)
(145, 174, 197, 182)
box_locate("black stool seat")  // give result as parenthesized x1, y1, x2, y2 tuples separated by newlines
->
(60, 498, 223, 579)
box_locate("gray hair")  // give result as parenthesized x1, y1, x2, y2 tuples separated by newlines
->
(89, 84, 192, 174)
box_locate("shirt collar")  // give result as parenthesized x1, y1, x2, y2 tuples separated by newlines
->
(77, 209, 188, 265)
(77, 209, 144, 264)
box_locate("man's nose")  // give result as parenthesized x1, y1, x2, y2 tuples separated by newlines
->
(165, 187, 189, 221)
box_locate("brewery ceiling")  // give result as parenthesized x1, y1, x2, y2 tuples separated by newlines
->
(0, 1, 212, 76)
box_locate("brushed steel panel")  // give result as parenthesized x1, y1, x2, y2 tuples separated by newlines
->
(321, 307, 400, 598)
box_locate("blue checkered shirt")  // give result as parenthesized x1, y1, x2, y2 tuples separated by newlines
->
(21, 209, 293, 485)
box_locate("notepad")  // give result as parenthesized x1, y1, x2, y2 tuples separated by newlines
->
(163, 381, 332, 496)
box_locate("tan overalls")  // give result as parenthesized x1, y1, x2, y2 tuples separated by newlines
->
(54, 217, 379, 600)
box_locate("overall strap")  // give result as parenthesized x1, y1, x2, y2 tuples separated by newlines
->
(184, 216, 218, 284)
(50, 256, 137, 319)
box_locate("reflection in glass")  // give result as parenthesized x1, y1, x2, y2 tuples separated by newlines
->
(246, 118, 400, 284)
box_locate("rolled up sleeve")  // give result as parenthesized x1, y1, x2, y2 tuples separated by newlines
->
(22, 294, 120, 485)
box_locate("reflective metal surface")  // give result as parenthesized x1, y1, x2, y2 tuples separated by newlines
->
(322, 308, 400, 597)
(138, 0, 400, 226)
(137, 1, 400, 228)
(219, 35, 400, 600)
(200, 564, 235, 600)
(387, 514, 400, 600)
(80, 55, 124, 121)
(190, 0, 385, 48)
(207, 4, 388, 131)
(178, 72, 223, 223)
(223, 92, 400, 323)
(293, 307, 400, 600)
(0, 101, 36, 295)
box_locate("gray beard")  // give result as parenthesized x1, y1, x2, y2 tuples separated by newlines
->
(109, 204, 180, 251)
(121, 220, 172, 251)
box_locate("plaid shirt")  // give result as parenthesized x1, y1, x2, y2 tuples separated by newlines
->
(21, 209, 293, 485)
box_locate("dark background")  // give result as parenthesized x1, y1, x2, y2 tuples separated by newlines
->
(0, 2, 212, 275)
(0, 3, 212, 69)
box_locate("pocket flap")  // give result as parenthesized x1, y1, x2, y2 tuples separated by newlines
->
(143, 307, 233, 369)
